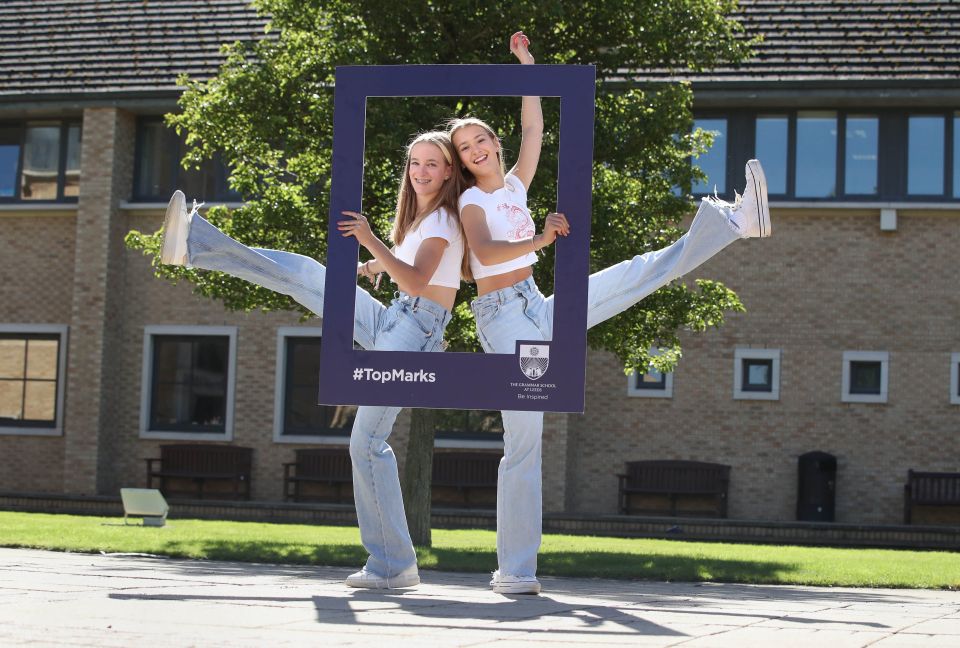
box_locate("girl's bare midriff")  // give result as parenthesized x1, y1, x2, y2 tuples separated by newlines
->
(475, 266, 533, 296)
(421, 285, 458, 312)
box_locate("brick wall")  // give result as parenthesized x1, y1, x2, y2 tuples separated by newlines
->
(114, 221, 324, 501)
(0, 213, 75, 492)
(62, 107, 135, 495)
(568, 208, 960, 524)
(5, 156, 959, 527)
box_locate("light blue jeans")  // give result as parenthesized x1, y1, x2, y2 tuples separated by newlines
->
(469, 199, 741, 578)
(187, 214, 451, 578)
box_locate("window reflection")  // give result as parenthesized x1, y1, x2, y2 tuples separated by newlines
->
(795, 111, 837, 198)
(151, 336, 229, 432)
(845, 116, 878, 195)
(435, 409, 504, 440)
(134, 119, 239, 202)
(954, 113, 960, 198)
(908, 116, 945, 195)
(0, 127, 20, 198)
(283, 337, 356, 436)
(64, 124, 82, 198)
(692, 118, 727, 195)
(0, 335, 60, 427)
(755, 116, 788, 194)
(21, 123, 61, 200)
(634, 367, 667, 390)
(135, 121, 173, 199)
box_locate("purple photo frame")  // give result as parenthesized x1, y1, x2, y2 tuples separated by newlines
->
(318, 64, 595, 412)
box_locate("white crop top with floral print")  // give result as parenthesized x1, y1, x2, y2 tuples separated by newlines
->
(458, 173, 538, 279)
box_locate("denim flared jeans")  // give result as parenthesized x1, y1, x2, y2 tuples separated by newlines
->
(469, 199, 741, 578)
(187, 215, 450, 578)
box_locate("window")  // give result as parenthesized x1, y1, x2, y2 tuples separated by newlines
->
(133, 118, 239, 202)
(140, 326, 237, 439)
(705, 109, 959, 203)
(950, 353, 960, 406)
(908, 116, 945, 196)
(734, 348, 780, 401)
(0, 121, 81, 202)
(435, 410, 504, 448)
(692, 118, 727, 195)
(0, 127, 18, 198)
(796, 111, 838, 198)
(755, 115, 788, 195)
(0, 325, 68, 435)
(844, 116, 879, 195)
(954, 113, 960, 199)
(274, 329, 357, 442)
(841, 351, 888, 404)
(627, 350, 674, 398)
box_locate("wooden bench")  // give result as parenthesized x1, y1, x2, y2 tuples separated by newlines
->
(146, 444, 252, 500)
(904, 470, 960, 524)
(283, 447, 353, 503)
(618, 459, 730, 518)
(432, 451, 500, 508)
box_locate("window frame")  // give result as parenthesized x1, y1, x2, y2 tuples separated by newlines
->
(733, 348, 781, 401)
(694, 108, 960, 204)
(139, 325, 237, 441)
(0, 120, 81, 204)
(950, 353, 960, 406)
(0, 324, 69, 436)
(906, 113, 948, 198)
(841, 351, 889, 404)
(131, 116, 238, 203)
(434, 409, 505, 449)
(691, 115, 730, 196)
(273, 327, 350, 445)
(627, 349, 674, 399)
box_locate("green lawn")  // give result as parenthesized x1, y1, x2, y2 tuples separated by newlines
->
(1, 511, 957, 589)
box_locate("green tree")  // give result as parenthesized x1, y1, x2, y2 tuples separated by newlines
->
(127, 0, 755, 545)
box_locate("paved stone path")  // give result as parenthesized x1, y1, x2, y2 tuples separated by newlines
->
(0, 547, 957, 646)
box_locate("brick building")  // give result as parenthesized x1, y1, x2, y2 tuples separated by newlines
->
(1, 1, 958, 528)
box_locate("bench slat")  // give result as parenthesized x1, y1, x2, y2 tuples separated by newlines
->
(284, 448, 352, 503)
(905, 470, 960, 523)
(619, 460, 730, 518)
(146, 444, 253, 500)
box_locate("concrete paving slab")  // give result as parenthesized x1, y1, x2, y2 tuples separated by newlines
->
(0, 547, 957, 647)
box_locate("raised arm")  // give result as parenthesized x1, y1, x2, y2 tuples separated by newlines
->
(340, 211, 446, 296)
(508, 31, 542, 191)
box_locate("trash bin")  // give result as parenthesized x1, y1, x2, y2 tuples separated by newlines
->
(796, 451, 836, 522)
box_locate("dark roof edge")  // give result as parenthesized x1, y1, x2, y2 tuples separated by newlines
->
(691, 82, 960, 109)
(0, 90, 184, 116)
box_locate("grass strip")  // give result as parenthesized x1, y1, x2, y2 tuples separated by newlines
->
(0, 511, 957, 589)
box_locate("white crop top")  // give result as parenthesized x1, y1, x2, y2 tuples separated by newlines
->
(392, 207, 463, 289)
(458, 173, 538, 279)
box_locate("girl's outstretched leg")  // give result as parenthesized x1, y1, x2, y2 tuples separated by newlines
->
(159, 191, 382, 349)
(543, 161, 770, 330)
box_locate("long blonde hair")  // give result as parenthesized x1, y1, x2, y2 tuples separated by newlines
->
(390, 131, 472, 282)
(447, 116, 507, 188)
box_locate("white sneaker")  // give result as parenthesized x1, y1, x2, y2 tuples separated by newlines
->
(710, 159, 771, 239)
(160, 190, 199, 265)
(490, 569, 541, 595)
(345, 564, 420, 589)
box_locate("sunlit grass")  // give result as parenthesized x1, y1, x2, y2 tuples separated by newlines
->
(1, 511, 957, 589)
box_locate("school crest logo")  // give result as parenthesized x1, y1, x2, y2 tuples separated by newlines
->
(519, 344, 550, 381)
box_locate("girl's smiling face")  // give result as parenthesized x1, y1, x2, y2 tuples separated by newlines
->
(407, 141, 451, 199)
(452, 124, 501, 178)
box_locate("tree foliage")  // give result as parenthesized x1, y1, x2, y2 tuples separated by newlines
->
(126, 0, 755, 374)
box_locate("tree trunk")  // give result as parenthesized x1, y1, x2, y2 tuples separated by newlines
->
(402, 407, 436, 547)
